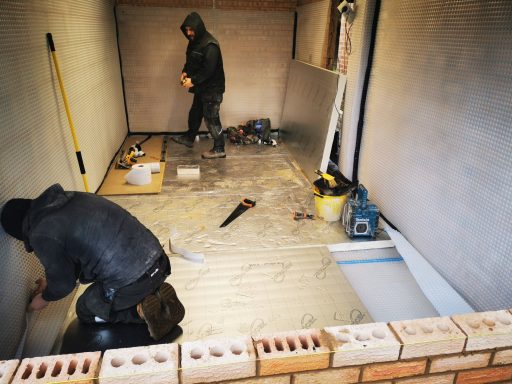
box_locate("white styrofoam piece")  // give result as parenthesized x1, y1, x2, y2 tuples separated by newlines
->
(177, 165, 200, 176)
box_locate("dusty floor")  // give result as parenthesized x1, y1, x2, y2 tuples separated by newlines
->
(54, 135, 434, 351)
(104, 136, 382, 342)
(108, 136, 358, 253)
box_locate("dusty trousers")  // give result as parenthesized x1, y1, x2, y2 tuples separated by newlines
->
(75, 253, 171, 323)
(186, 92, 224, 150)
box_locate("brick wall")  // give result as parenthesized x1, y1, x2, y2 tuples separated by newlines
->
(116, 0, 297, 11)
(2, 309, 512, 383)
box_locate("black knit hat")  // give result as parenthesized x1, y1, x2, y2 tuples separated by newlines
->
(1, 198, 32, 240)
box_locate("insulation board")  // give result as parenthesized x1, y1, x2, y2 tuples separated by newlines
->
(167, 246, 372, 342)
(280, 60, 344, 184)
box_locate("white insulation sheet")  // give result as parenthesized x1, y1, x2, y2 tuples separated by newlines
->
(345, 0, 512, 311)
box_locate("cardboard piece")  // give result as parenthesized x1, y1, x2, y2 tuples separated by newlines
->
(97, 136, 167, 196)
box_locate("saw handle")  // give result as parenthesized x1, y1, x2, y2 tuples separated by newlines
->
(241, 198, 256, 208)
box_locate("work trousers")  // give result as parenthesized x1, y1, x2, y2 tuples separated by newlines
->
(186, 92, 224, 150)
(75, 253, 170, 324)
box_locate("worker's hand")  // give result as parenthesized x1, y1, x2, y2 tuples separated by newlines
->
(30, 277, 47, 300)
(28, 293, 49, 312)
(182, 77, 194, 89)
(180, 72, 187, 84)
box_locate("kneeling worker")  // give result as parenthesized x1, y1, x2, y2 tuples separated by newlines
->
(1, 183, 185, 340)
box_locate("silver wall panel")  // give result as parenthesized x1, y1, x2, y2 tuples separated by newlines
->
(0, 0, 127, 358)
(281, 60, 340, 184)
(351, 0, 512, 311)
(116, 6, 294, 132)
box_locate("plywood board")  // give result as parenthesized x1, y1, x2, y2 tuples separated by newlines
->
(166, 246, 372, 342)
(97, 135, 167, 196)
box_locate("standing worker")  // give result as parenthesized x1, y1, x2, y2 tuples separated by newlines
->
(1, 184, 185, 341)
(172, 12, 227, 159)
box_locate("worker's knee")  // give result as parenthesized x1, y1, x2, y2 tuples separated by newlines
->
(75, 284, 112, 323)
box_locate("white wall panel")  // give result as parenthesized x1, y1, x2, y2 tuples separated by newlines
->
(0, 0, 127, 358)
(349, 0, 512, 311)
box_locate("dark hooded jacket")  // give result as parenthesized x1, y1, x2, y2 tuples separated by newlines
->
(22, 184, 164, 301)
(181, 12, 225, 94)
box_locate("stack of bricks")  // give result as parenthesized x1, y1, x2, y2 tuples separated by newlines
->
(1, 309, 511, 384)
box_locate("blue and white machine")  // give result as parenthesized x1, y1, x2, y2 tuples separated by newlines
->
(343, 184, 379, 238)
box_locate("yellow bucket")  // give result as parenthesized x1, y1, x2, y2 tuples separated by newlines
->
(314, 189, 347, 222)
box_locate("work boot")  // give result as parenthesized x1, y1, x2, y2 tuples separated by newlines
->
(201, 148, 226, 159)
(139, 282, 185, 340)
(171, 135, 194, 148)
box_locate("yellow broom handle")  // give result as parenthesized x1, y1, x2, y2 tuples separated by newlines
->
(47, 33, 90, 192)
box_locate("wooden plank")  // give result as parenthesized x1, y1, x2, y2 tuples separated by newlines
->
(97, 135, 167, 196)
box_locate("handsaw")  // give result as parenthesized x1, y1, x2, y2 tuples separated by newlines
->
(220, 198, 256, 227)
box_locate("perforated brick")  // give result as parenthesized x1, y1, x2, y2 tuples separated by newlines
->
(11, 352, 100, 384)
(390, 316, 466, 359)
(99, 344, 178, 384)
(0, 359, 19, 384)
(181, 336, 256, 384)
(452, 310, 512, 351)
(253, 329, 330, 376)
(324, 322, 400, 367)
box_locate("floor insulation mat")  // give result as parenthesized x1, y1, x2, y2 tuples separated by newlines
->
(166, 246, 372, 343)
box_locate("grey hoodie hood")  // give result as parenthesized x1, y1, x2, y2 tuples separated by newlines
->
(180, 12, 207, 43)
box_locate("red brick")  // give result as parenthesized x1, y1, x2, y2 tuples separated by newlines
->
(456, 366, 512, 384)
(362, 359, 427, 382)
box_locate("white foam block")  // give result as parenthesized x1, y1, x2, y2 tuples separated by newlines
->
(177, 165, 200, 176)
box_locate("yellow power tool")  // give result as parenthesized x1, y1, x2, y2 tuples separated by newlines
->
(315, 169, 338, 189)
